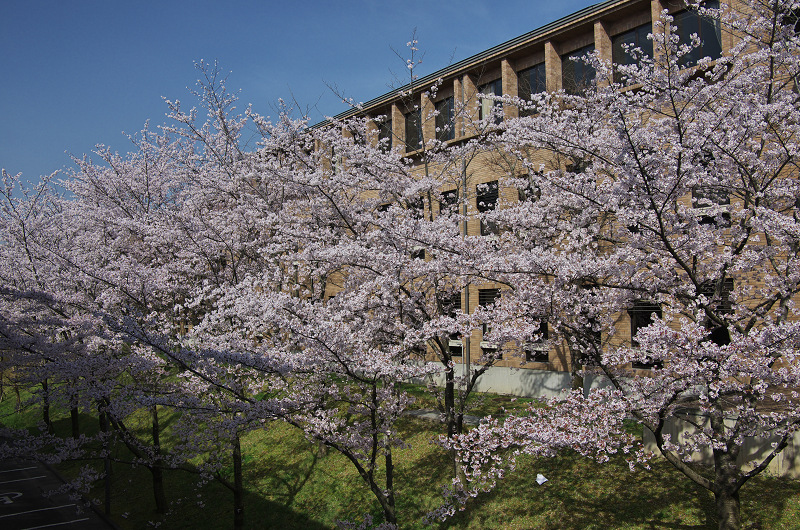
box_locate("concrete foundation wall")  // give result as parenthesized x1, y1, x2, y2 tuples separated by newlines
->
(417, 364, 573, 399)
(643, 414, 800, 479)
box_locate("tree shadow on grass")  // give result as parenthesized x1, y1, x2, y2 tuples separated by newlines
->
(445, 452, 800, 529)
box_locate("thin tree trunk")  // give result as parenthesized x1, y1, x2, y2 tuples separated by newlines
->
(98, 402, 112, 516)
(383, 442, 397, 526)
(71, 406, 80, 439)
(150, 405, 167, 514)
(232, 434, 244, 530)
(443, 363, 460, 477)
(42, 379, 54, 434)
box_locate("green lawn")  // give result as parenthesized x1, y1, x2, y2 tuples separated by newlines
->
(1, 387, 798, 529)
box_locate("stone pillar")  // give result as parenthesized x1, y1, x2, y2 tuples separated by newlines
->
(545, 41, 562, 93)
(651, 0, 666, 64)
(391, 103, 404, 153)
(594, 21, 612, 87)
(421, 91, 435, 145)
(453, 77, 464, 138)
(501, 58, 519, 120)
(462, 74, 479, 136)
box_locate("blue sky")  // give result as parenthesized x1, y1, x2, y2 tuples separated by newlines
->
(1, 0, 595, 182)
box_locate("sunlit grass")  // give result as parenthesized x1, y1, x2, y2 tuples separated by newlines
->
(1, 385, 798, 529)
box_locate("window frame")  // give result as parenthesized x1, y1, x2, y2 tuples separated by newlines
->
(478, 288, 501, 355)
(524, 321, 549, 363)
(378, 117, 393, 152)
(562, 43, 596, 96)
(672, 0, 722, 68)
(435, 96, 455, 142)
(628, 300, 662, 369)
(478, 78, 503, 124)
(612, 22, 653, 83)
(476, 180, 500, 236)
(404, 108, 422, 151)
(517, 62, 546, 116)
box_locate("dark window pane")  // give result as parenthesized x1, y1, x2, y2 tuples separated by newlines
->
(439, 292, 463, 356)
(378, 118, 392, 151)
(563, 44, 595, 95)
(478, 288, 500, 307)
(439, 189, 459, 216)
(518, 63, 546, 116)
(673, 0, 721, 67)
(629, 300, 662, 368)
(435, 96, 455, 141)
(612, 23, 653, 83)
(477, 180, 499, 235)
(525, 321, 549, 363)
(479, 79, 503, 123)
(699, 279, 733, 346)
(405, 109, 421, 151)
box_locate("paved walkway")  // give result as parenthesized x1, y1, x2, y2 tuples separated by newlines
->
(0, 458, 117, 530)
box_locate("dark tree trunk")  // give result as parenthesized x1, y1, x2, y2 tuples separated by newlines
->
(150, 405, 167, 514)
(713, 450, 742, 530)
(98, 403, 112, 516)
(383, 444, 397, 526)
(70, 406, 80, 439)
(232, 434, 244, 530)
(41, 379, 54, 434)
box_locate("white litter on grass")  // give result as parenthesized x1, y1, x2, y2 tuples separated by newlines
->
(536, 473, 548, 485)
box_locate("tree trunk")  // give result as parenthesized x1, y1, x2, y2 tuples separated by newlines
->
(232, 434, 244, 530)
(443, 363, 460, 476)
(98, 403, 112, 516)
(712, 413, 742, 530)
(383, 443, 397, 526)
(714, 485, 741, 530)
(41, 379, 54, 434)
(71, 406, 80, 439)
(150, 405, 167, 514)
(383, 440, 397, 526)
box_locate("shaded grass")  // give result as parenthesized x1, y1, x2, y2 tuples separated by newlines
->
(1, 386, 799, 529)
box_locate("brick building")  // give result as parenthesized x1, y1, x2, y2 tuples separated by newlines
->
(315, 0, 767, 397)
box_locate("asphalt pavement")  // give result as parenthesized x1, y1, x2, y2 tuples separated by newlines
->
(0, 458, 116, 530)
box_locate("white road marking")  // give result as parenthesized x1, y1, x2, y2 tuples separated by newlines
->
(0, 504, 77, 518)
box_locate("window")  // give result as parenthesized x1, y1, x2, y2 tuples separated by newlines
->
(673, 0, 721, 68)
(478, 79, 503, 124)
(518, 171, 542, 202)
(629, 300, 662, 369)
(378, 118, 392, 151)
(782, 6, 800, 34)
(479, 289, 501, 356)
(692, 186, 730, 225)
(562, 44, 595, 95)
(612, 23, 653, 83)
(476, 180, 499, 236)
(439, 189, 459, 217)
(439, 292, 463, 356)
(517, 63, 546, 116)
(435, 96, 455, 142)
(699, 279, 733, 346)
(406, 194, 424, 219)
(404, 109, 422, 151)
(691, 150, 730, 226)
(524, 321, 549, 363)
(478, 288, 500, 307)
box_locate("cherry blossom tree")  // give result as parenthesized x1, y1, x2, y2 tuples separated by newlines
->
(446, 2, 800, 529)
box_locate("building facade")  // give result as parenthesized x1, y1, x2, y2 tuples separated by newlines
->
(315, 0, 783, 397)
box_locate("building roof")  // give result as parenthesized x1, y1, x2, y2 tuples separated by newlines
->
(313, 0, 633, 128)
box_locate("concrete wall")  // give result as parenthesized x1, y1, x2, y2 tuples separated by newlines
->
(418, 364, 572, 399)
(643, 413, 800, 479)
